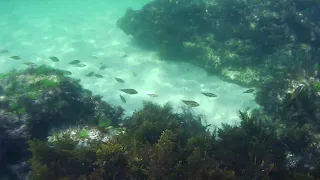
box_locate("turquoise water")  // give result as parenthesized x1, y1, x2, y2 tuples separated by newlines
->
(0, 0, 258, 128)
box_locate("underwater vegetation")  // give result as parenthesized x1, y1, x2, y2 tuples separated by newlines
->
(117, 0, 320, 87)
(27, 102, 320, 180)
(0, 65, 124, 178)
(2, 0, 320, 178)
(115, 1, 320, 177)
(0, 66, 319, 179)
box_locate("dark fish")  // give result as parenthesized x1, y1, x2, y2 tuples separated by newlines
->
(0, 49, 9, 54)
(120, 89, 138, 94)
(120, 94, 126, 103)
(94, 74, 103, 78)
(74, 63, 86, 67)
(69, 60, 80, 64)
(243, 89, 255, 93)
(24, 62, 37, 67)
(10, 56, 21, 60)
(115, 77, 125, 83)
(201, 92, 217, 97)
(86, 71, 94, 77)
(49, 56, 59, 62)
(99, 65, 107, 70)
(133, 72, 137, 77)
(64, 70, 72, 75)
(91, 55, 99, 59)
(182, 100, 200, 107)
(147, 93, 158, 97)
(121, 54, 128, 58)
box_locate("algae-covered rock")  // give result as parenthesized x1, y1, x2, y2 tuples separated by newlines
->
(0, 65, 124, 178)
(220, 67, 261, 86)
(48, 125, 126, 147)
(117, 0, 320, 86)
(0, 65, 124, 139)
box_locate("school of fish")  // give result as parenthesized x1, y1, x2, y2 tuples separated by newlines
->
(1, 49, 256, 107)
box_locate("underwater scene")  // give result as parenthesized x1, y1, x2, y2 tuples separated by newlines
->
(0, 0, 320, 179)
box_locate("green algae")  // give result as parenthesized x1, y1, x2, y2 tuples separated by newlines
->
(79, 130, 89, 138)
(313, 82, 320, 92)
(36, 79, 58, 89)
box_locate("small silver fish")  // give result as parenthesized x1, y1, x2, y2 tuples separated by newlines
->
(99, 65, 107, 70)
(91, 55, 99, 59)
(86, 71, 94, 77)
(243, 89, 255, 93)
(24, 62, 37, 67)
(120, 95, 126, 103)
(94, 74, 103, 78)
(120, 89, 138, 94)
(74, 63, 86, 67)
(10, 56, 21, 60)
(182, 100, 200, 107)
(69, 60, 80, 64)
(49, 56, 59, 62)
(147, 93, 158, 97)
(201, 92, 217, 97)
(133, 72, 137, 77)
(115, 77, 125, 83)
(121, 54, 128, 58)
(0, 49, 9, 54)
(64, 70, 72, 75)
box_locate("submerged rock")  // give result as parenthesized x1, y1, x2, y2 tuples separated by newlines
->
(117, 0, 320, 86)
(48, 125, 126, 148)
(0, 65, 124, 179)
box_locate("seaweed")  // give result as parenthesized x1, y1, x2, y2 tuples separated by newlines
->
(28, 102, 293, 179)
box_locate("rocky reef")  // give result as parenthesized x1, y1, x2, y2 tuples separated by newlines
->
(0, 66, 124, 179)
(115, 3, 320, 177)
(117, 0, 320, 87)
(0, 66, 320, 179)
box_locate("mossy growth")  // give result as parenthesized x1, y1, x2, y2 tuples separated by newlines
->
(312, 82, 320, 92)
(36, 79, 58, 89)
(8, 102, 27, 114)
(0, 70, 17, 79)
(0, 65, 63, 99)
(98, 118, 112, 128)
(27, 102, 319, 179)
(79, 130, 89, 138)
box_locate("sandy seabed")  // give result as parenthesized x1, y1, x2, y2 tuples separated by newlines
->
(0, 0, 259, 128)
